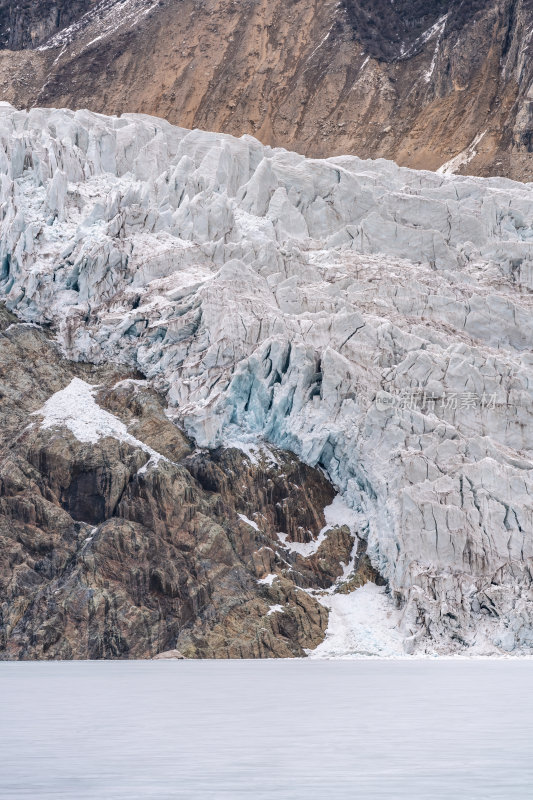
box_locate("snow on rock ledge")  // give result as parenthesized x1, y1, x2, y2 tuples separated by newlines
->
(33, 377, 167, 469)
(1, 105, 533, 654)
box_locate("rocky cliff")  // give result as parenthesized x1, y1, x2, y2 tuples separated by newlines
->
(0, 0, 531, 180)
(0, 0, 93, 50)
(0, 105, 532, 656)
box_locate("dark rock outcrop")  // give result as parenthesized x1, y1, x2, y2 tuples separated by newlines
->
(0, 0, 93, 50)
(341, 0, 491, 61)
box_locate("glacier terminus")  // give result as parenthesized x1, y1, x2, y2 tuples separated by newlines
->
(1, 102, 533, 655)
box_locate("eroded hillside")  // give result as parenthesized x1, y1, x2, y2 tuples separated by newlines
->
(0, 0, 531, 179)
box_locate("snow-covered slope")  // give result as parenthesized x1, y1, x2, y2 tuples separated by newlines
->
(1, 104, 533, 653)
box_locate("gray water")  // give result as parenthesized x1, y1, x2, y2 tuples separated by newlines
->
(0, 660, 532, 799)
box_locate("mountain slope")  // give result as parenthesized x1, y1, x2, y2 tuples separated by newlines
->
(0, 0, 531, 180)
(1, 105, 532, 655)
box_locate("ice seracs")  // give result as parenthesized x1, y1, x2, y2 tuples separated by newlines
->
(1, 105, 532, 655)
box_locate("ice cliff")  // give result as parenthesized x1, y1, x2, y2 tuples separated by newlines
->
(1, 103, 532, 654)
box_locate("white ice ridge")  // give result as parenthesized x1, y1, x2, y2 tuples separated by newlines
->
(1, 105, 533, 654)
(33, 377, 166, 469)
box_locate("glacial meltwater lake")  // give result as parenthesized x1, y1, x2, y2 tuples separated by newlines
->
(0, 659, 532, 799)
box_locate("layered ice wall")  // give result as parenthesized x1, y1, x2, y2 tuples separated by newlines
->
(1, 103, 533, 653)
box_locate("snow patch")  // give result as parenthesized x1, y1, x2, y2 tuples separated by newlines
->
(223, 431, 282, 467)
(257, 574, 278, 586)
(266, 604, 284, 616)
(39, 0, 160, 54)
(275, 530, 326, 558)
(437, 131, 488, 175)
(423, 15, 448, 82)
(324, 495, 358, 533)
(33, 378, 166, 469)
(275, 495, 357, 558)
(238, 513, 261, 532)
(309, 583, 405, 658)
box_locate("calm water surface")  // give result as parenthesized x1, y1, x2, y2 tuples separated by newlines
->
(0, 659, 531, 799)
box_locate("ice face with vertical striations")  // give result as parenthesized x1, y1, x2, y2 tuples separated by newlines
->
(1, 103, 533, 654)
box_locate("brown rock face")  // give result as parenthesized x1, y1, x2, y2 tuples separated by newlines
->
(0, 0, 531, 179)
(0, 310, 378, 660)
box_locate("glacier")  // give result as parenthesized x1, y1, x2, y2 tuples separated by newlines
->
(1, 102, 533, 654)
